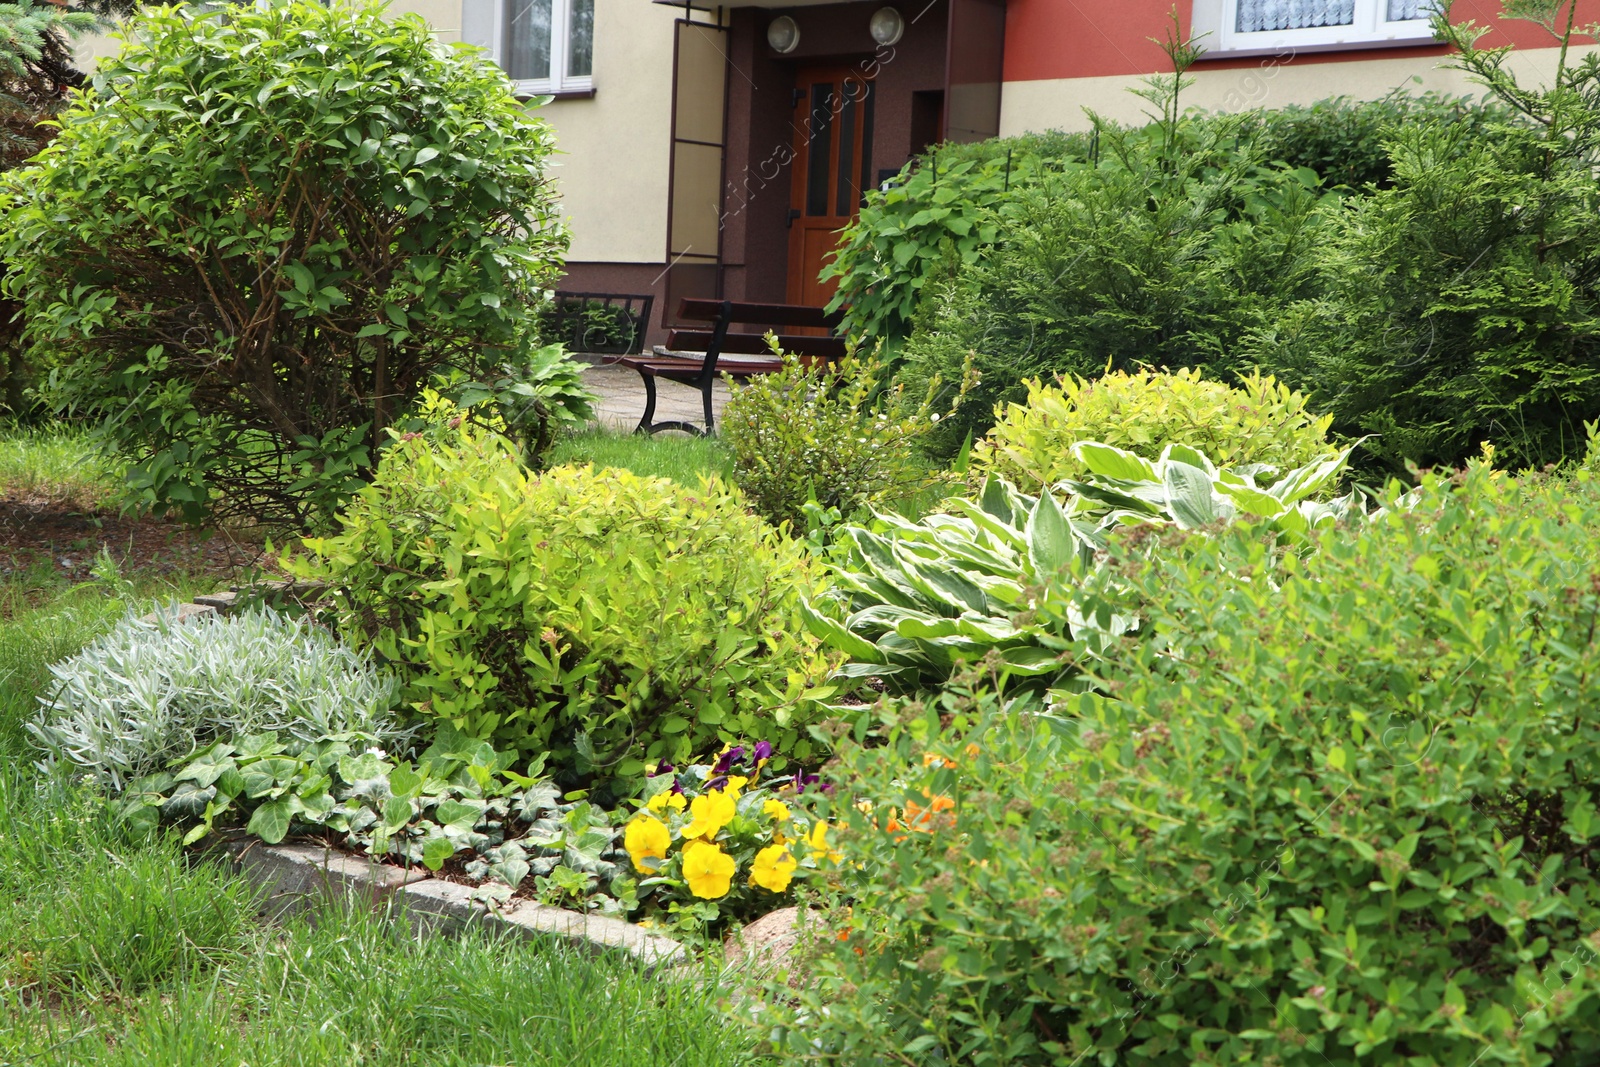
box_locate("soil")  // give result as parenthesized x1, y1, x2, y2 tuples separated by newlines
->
(0, 497, 269, 589)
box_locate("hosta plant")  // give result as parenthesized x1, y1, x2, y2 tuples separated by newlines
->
(807, 440, 1368, 691)
(32, 605, 405, 789)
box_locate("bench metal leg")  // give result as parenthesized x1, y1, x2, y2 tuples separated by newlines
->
(635, 371, 658, 435)
(702, 380, 716, 437)
(634, 370, 706, 437)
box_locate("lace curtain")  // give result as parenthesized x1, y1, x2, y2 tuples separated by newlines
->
(1235, 0, 1354, 31)
(1387, 0, 1429, 18)
(1236, 0, 1431, 31)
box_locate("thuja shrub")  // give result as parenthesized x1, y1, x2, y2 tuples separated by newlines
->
(775, 465, 1600, 1065)
(0, 0, 566, 526)
(292, 408, 831, 794)
(971, 368, 1334, 493)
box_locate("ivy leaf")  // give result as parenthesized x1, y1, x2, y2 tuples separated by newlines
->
(248, 797, 294, 844)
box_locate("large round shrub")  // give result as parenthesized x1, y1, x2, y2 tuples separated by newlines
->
(294, 411, 831, 792)
(971, 367, 1334, 493)
(0, 0, 566, 525)
(778, 465, 1600, 1065)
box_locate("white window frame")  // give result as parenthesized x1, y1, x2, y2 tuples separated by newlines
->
(1192, 0, 1438, 58)
(493, 0, 595, 96)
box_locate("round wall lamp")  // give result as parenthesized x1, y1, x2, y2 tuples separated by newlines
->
(767, 16, 801, 54)
(869, 6, 905, 46)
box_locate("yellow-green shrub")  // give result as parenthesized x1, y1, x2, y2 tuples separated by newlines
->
(291, 412, 831, 794)
(972, 368, 1334, 493)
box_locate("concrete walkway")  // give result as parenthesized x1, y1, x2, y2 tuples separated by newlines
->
(582, 362, 734, 435)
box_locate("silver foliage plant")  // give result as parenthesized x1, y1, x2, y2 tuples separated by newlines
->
(30, 605, 406, 790)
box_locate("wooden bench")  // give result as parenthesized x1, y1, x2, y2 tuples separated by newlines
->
(618, 298, 846, 436)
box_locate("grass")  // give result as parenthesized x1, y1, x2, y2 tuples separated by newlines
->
(546, 428, 733, 485)
(0, 423, 123, 511)
(0, 574, 766, 1066)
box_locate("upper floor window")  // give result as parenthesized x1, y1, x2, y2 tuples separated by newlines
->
(1196, 0, 1437, 55)
(498, 0, 594, 95)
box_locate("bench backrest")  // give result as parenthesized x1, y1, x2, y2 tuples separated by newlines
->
(666, 299, 847, 379)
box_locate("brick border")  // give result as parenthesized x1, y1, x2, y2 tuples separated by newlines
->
(215, 840, 687, 972)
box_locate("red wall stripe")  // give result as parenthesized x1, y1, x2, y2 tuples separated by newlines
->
(1002, 0, 1600, 82)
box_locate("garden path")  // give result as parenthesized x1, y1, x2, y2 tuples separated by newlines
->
(581, 364, 732, 435)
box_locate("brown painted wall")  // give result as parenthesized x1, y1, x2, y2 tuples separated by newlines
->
(563, 2, 952, 345)
(721, 1, 950, 306)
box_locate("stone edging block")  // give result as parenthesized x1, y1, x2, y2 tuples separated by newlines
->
(215, 840, 686, 972)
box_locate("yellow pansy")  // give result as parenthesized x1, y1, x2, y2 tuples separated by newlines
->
(647, 791, 687, 814)
(720, 775, 750, 799)
(806, 820, 843, 865)
(624, 815, 671, 873)
(762, 799, 790, 822)
(749, 843, 798, 893)
(681, 840, 736, 899)
(681, 790, 737, 840)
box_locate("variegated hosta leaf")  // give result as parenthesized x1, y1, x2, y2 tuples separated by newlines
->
(809, 440, 1385, 692)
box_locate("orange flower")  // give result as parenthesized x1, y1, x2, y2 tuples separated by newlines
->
(901, 791, 956, 833)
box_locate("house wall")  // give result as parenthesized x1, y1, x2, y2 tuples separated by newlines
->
(998, 0, 1600, 133)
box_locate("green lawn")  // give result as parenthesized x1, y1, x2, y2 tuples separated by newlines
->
(0, 426, 764, 1067)
(546, 428, 733, 485)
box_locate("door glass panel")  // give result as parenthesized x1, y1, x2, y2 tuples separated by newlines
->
(835, 87, 857, 217)
(858, 83, 876, 207)
(505, 0, 552, 81)
(805, 83, 834, 217)
(568, 0, 594, 77)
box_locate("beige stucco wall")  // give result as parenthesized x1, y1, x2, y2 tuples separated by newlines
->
(535, 0, 681, 264)
(999, 43, 1600, 135)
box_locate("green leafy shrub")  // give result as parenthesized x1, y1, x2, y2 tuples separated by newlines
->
(1254, 119, 1600, 473)
(776, 463, 1600, 1065)
(824, 134, 1090, 342)
(899, 126, 1331, 456)
(1245, 8, 1600, 473)
(721, 349, 961, 532)
(30, 605, 404, 790)
(1239, 91, 1509, 192)
(0, 0, 567, 526)
(291, 411, 831, 793)
(809, 442, 1365, 692)
(437, 341, 596, 461)
(972, 368, 1334, 493)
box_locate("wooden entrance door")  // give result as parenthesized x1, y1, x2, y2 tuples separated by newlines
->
(787, 66, 876, 309)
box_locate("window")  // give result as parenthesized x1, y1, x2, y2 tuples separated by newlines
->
(1193, 0, 1437, 56)
(497, 0, 594, 95)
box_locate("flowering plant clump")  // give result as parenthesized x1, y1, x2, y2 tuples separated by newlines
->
(621, 741, 838, 935)
(721, 344, 972, 532)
